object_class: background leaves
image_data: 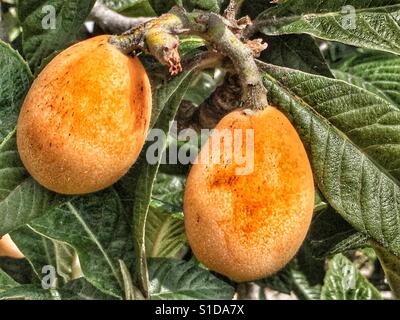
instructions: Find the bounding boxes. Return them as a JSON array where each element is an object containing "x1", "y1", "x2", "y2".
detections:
[
  {"x1": 260, "y1": 34, "x2": 333, "y2": 78},
  {"x1": 18, "y1": 0, "x2": 96, "y2": 72},
  {"x1": 321, "y1": 254, "x2": 382, "y2": 300},
  {"x1": 0, "y1": 42, "x2": 32, "y2": 139},
  {"x1": 261, "y1": 62, "x2": 400, "y2": 259},
  {"x1": 116, "y1": 68, "x2": 195, "y2": 297},
  {"x1": 148, "y1": 258, "x2": 235, "y2": 300},
  {"x1": 0, "y1": 0, "x2": 399, "y2": 300},
  {"x1": 256, "y1": 1, "x2": 400, "y2": 56},
  {"x1": 29, "y1": 189, "x2": 133, "y2": 298},
  {"x1": 0, "y1": 41, "x2": 61, "y2": 238},
  {"x1": 334, "y1": 52, "x2": 400, "y2": 108}
]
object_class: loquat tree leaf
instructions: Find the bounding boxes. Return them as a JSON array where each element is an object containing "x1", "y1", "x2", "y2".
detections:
[
  {"x1": 240, "y1": 0, "x2": 275, "y2": 19},
  {"x1": 148, "y1": 258, "x2": 235, "y2": 300},
  {"x1": 291, "y1": 268, "x2": 322, "y2": 300},
  {"x1": 321, "y1": 254, "x2": 382, "y2": 300},
  {"x1": 334, "y1": 53, "x2": 400, "y2": 108},
  {"x1": 119, "y1": 260, "x2": 144, "y2": 300},
  {"x1": 116, "y1": 68, "x2": 195, "y2": 297},
  {"x1": 148, "y1": 0, "x2": 226, "y2": 15},
  {"x1": 18, "y1": 0, "x2": 96, "y2": 72},
  {"x1": 100, "y1": 0, "x2": 157, "y2": 16},
  {"x1": 0, "y1": 268, "x2": 19, "y2": 293},
  {"x1": 260, "y1": 34, "x2": 333, "y2": 78},
  {"x1": 0, "y1": 285, "x2": 62, "y2": 300},
  {"x1": 261, "y1": 61, "x2": 400, "y2": 258},
  {"x1": 0, "y1": 278, "x2": 115, "y2": 300},
  {"x1": 146, "y1": 174, "x2": 186, "y2": 258},
  {"x1": 145, "y1": 206, "x2": 186, "y2": 258},
  {"x1": 306, "y1": 208, "x2": 369, "y2": 259},
  {"x1": 0, "y1": 41, "x2": 32, "y2": 139},
  {"x1": 62, "y1": 277, "x2": 119, "y2": 300},
  {"x1": 373, "y1": 242, "x2": 400, "y2": 299},
  {"x1": 53, "y1": 241, "x2": 82, "y2": 284},
  {"x1": 152, "y1": 173, "x2": 185, "y2": 209},
  {"x1": 258, "y1": 262, "x2": 322, "y2": 300},
  {"x1": 0, "y1": 258, "x2": 36, "y2": 286},
  {"x1": 28, "y1": 188, "x2": 133, "y2": 298},
  {"x1": 10, "y1": 227, "x2": 82, "y2": 285},
  {"x1": 0, "y1": 41, "x2": 62, "y2": 237},
  {"x1": 182, "y1": 0, "x2": 226, "y2": 13},
  {"x1": 256, "y1": 1, "x2": 400, "y2": 55},
  {"x1": 10, "y1": 226, "x2": 57, "y2": 281}
]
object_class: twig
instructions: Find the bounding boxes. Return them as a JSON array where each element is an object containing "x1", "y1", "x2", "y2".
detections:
[
  {"x1": 224, "y1": 0, "x2": 245, "y2": 21},
  {"x1": 90, "y1": 1, "x2": 154, "y2": 34},
  {"x1": 110, "y1": 7, "x2": 268, "y2": 110}
]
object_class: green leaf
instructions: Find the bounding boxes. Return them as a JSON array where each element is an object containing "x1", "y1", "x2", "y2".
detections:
[
  {"x1": 62, "y1": 277, "x2": 118, "y2": 300},
  {"x1": 257, "y1": 265, "x2": 293, "y2": 295},
  {"x1": 10, "y1": 226, "x2": 57, "y2": 281},
  {"x1": 28, "y1": 188, "x2": 133, "y2": 298},
  {"x1": 116, "y1": 68, "x2": 195, "y2": 297},
  {"x1": 53, "y1": 241, "x2": 82, "y2": 283},
  {"x1": 314, "y1": 189, "x2": 328, "y2": 213},
  {"x1": 261, "y1": 62, "x2": 400, "y2": 257},
  {"x1": 334, "y1": 53, "x2": 400, "y2": 108},
  {"x1": 182, "y1": 0, "x2": 226, "y2": 12},
  {"x1": 321, "y1": 254, "x2": 382, "y2": 300},
  {"x1": 0, "y1": 258, "x2": 37, "y2": 285},
  {"x1": 258, "y1": 0, "x2": 399, "y2": 15},
  {"x1": 0, "y1": 285, "x2": 63, "y2": 300},
  {"x1": 260, "y1": 34, "x2": 333, "y2": 77},
  {"x1": 18, "y1": 0, "x2": 96, "y2": 72},
  {"x1": 0, "y1": 156, "x2": 63, "y2": 237},
  {"x1": 240, "y1": 0, "x2": 275, "y2": 19},
  {"x1": 101, "y1": 0, "x2": 157, "y2": 16},
  {"x1": 257, "y1": 1, "x2": 400, "y2": 55},
  {"x1": 0, "y1": 42, "x2": 61, "y2": 237},
  {"x1": 100, "y1": 0, "x2": 151, "y2": 11},
  {"x1": 179, "y1": 36, "x2": 207, "y2": 56},
  {"x1": 0, "y1": 268, "x2": 19, "y2": 292},
  {"x1": 0, "y1": 281, "x2": 113, "y2": 300},
  {"x1": 12, "y1": 227, "x2": 82, "y2": 285},
  {"x1": 258, "y1": 261, "x2": 322, "y2": 299},
  {"x1": 147, "y1": 0, "x2": 177, "y2": 15},
  {"x1": 149, "y1": 69, "x2": 197, "y2": 128},
  {"x1": 145, "y1": 206, "x2": 186, "y2": 258},
  {"x1": 0, "y1": 41, "x2": 32, "y2": 140},
  {"x1": 291, "y1": 268, "x2": 322, "y2": 300},
  {"x1": 148, "y1": 0, "x2": 225, "y2": 15},
  {"x1": 119, "y1": 260, "x2": 144, "y2": 300},
  {"x1": 152, "y1": 173, "x2": 185, "y2": 209},
  {"x1": 372, "y1": 242, "x2": 400, "y2": 299},
  {"x1": 148, "y1": 258, "x2": 235, "y2": 300},
  {"x1": 307, "y1": 208, "x2": 369, "y2": 259}
]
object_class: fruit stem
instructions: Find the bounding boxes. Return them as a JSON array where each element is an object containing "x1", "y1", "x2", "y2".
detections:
[{"x1": 109, "y1": 6, "x2": 268, "y2": 110}]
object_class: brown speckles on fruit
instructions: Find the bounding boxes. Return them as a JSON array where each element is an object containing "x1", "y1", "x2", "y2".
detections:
[
  {"x1": 17, "y1": 35, "x2": 152, "y2": 195},
  {"x1": 184, "y1": 106, "x2": 314, "y2": 282}
]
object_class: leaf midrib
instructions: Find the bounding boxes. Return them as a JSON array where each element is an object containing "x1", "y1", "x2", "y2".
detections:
[{"x1": 65, "y1": 202, "x2": 123, "y2": 289}]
